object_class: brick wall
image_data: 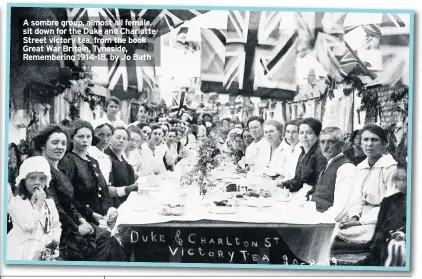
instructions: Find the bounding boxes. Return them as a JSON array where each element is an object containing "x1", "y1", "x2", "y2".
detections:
[{"x1": 376, "y1": 86, "x2": 402, "y2": 128}]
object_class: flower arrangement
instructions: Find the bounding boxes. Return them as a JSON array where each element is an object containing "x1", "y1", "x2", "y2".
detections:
[
  {"x1": 34, "y1": 240, "x2": 59, "y2": 261},
  {"x1": 180, "y1": 136, "x2": 222, "y2": 194}
]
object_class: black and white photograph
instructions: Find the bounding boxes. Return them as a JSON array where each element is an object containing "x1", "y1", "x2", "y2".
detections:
[{"x1": 4, "y1": 4, "x2": 413, "y2": 270}]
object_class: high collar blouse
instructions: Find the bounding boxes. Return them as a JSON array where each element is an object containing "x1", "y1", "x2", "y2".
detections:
[
  {"x1": 283, "y1": 141, "x2": 328, "y2": 192},
  {"x1": 59, "y1": 152, "x2": 113, "y2": 221}
]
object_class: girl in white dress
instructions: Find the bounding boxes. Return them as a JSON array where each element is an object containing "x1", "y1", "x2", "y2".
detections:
[{"x1": 7, "y1": 156, "x2": 61, "y2": 260}]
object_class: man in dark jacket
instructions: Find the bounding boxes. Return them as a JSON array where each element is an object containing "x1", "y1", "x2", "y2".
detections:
[{"x1": 309, "y1": 127, "x2": 356, "y2": 222}]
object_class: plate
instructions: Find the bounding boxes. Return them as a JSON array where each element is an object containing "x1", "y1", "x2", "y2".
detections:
[
  {"x1": 243, "y1": 198, "x2": 272, "y2": 208},
  {"x1": 158, "y1": 204, "x2": 189, "y2": 216},
  {"x1": 208, "y1": 206, "x2": 237, "y2": 214}
]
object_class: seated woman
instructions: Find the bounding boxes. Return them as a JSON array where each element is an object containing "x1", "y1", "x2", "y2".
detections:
[
  {"x1": 32, "y1": 124, "x2": 125, "y2": 261},
  {"x1": 279, "y1": 118, "x2": 327, "y2": 192},
  {"x1": 338, "y1": 124, "x2": 397, "y2": 244},
  {"x1": 361, "y1": 160, "x2": 407, "y2": 266},
  {"x1": 260, "y1": 120, "x2": 285, "y2": 177},
  {"x1": 279, "y1": 120, "x2": 302, "y2": 182},
  {"x1": 232, "y1": 133, "x2": 245, "y2": 164},
  {"x1": 7, "y1": 156, "x2": 61, "y2": 260},
  {"x1": 125, "y1": 125, "x2": 144, "y2": 177},
  {"x1": 165, "y1": 128, "x2": 183, "y2": 169},
  {"x1": 87, "y1": 123, "x2": 114, "y2": 185},
  {"x1": 59, "y1": 120, "x2": 115, "y2": 225},
  {"x1": 196, "y1": 119, "x2": 207, "y2": 140},
  {"x1": 176, "y1": 128, "x2": 189, "y2": 157},
  {"x1": 135, "y1": 122, "x2": 152, "y2": 145},
  {"x1": 138, "y1": 124, "x2": 173, "y2": 176},
  {"x1": 104, "y1": 127, "x2": 138, "y2": 207},
  {"x1": 343, "y1": 129, "x2": 366, "y2": 166}
]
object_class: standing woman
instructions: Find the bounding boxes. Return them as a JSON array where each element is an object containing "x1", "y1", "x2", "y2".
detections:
[
  {"x1": 7, "y1": 156, "x2": 61, "y2": 260},
  {"x1": 338, "y1": 124, "x2": 397, "y2": 244},
  {"x1": 280, "y1": 118, "x2": 327, "y2": 192},
  {"x1": 59, "y1": 120, "x2": 113, "y2": 224},
  {"x1": 104, "y1": 127, "x2": 138, "y2": 207}
]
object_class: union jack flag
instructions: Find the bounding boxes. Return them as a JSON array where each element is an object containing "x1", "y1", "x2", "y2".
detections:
[
  {"x1": 200, "y1": 28, "x2": 227, "y2": 93},
  {"x1": 65, "y1": 8, "x2": 209, "y2": 102},
  {"x1": 368, "y1": 13, "x2": 411, "y2": 86},
  {"x1": 300, "y1": 12, "x2": 409, "y2": 84},
  {"x1": 169, "y1": 88, "x2": 195, "y2": 116},
  {"x1": 200, "y1": 11, "x2": 297, "y2": 100}
]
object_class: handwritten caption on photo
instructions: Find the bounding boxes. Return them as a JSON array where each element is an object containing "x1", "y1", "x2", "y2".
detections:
[{"x1": 129, "y1": 229, "x2": 317, "y2": 265}]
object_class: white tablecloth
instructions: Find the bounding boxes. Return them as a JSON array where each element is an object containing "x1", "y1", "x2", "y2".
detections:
[{"x1": 112, "y1": 192, "x2": 335, "y2": 235}]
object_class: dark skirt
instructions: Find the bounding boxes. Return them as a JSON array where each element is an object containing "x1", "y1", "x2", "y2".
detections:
[{"x1": 60, "y1": 224, "x2": 126, "y2": 261}]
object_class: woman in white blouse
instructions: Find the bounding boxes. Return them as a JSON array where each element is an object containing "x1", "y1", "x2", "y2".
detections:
[
  {"x1": 139, "y1": 125, "x2": 174, "y2": 176},
  {"x1": 278, "y1": 120, "x2": 302, "y2": 181},
  {"x1": 125, "y1": 125, "x2": 143, "y2": 177},
  {"x1": 87, "y1": 123, "x2": 114, "y2": 185},
  {"x1": 261, "y1": 120, "x2": 285, "y2": 177},
  {"x1": 7, "y1": 156, "x2": 61, "y2": 260},
  {"x1": 338, "y1": 124, "x2": 397, "y2": 244}
]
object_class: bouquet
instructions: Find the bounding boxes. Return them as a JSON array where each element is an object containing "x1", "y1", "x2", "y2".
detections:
[
  {"x1": 34, "y1": 241, "x2": 60, "y2": 261},
  {"x1": 180, "y1": 136, "x2": 222, "y2": 194}
]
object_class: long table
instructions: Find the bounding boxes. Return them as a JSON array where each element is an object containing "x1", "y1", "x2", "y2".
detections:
[{"x1": 111, "y1": 192, "x2": 337, "y2": 265}]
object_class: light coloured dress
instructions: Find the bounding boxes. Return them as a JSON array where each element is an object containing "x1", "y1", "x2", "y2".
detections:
[
  {"x1": 337, "y1": 154, "x2": 397, "y2": 243},
  {"x1": 138, "y1": 142, "x2": 168, "y2": 176},
  {"x1": 87, "y1": 146, "x2": 113, "y2": 184},
  {"x1": 7, "y1": 184, "x2": 61, "y2": 260}
]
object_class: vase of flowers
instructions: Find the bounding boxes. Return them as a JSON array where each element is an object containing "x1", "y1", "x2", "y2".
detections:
[{"x1": 180, "y1": 136, "x2": 221, "y2": 196}]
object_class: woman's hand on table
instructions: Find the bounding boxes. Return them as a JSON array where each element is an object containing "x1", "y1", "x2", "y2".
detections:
[
  {"x1": 343, "y1": 215, "x2": 359, "y2": 223},
  {"x1": 339, "y1": 220, "x2": 362, "y2": 230},
  {"x1": 339, "y1": 216, "x2": 361, "y2": 229},
  {"x1": 125, "y1": 183, "x2": 139, "y2": 194}
]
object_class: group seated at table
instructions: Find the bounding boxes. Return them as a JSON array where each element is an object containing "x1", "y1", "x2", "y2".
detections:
[{"x1": 6, "y1": 96, "x2": 408, "y2": 266}]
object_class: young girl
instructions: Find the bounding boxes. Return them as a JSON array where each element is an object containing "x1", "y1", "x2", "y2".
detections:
[{"x1": 7, "y1": 156, "x2": 61, "y2": 260}]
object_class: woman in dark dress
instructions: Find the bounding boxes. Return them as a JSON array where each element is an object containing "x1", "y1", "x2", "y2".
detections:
[
  {"x1": 232, "y1": 133, "x2": 245, "y2": 164},
  {"x1": 32, "y1": 124, "x2": 125, "y2": 261},
  {"x1": 343, "y1": 129, "x2": 366, "y2": 166},
  {"x1": 104, "y1": 127, "x2": 137, "y2": 208},
  {"x1": 280, "y1": 118, "x2": 328, "y2": 193},
  {"x1": 58, "y1": 120, "x2": 114, "y2": 224}
]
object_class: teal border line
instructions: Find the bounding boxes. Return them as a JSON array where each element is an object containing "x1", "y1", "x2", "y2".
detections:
[
  {"x1": 404, "y1": 9, "x2": 414, "y2": 274},
  {"x1": 3, "y1": 2, "x2": 414, "y2": 272}
]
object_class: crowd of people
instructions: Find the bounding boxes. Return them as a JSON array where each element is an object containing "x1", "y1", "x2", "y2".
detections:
[{"x1": 6, "y1": 96, "x2": 408, "y2": 266}]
